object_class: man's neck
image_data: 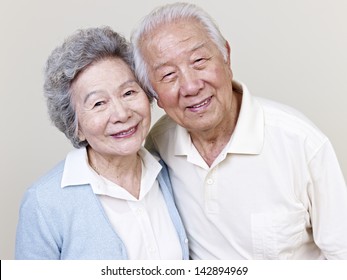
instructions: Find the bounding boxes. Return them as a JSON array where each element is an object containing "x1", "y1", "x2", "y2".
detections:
[{"x1": 190, "y1": 91, "x2": 242, "y2": 167}]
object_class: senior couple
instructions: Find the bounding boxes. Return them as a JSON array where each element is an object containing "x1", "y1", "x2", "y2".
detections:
[{"x1": 16, "y1": 3, "x2": 347, "y2": 260}]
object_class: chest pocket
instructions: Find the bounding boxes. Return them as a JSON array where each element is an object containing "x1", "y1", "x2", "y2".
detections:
[{"x1": 251, "y1": 210, "x2": 306, "y2": 259}]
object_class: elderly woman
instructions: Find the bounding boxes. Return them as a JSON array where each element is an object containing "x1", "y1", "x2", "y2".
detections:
[{"x1": 15, "y1": 27, "x2": 189, "y2": 260}]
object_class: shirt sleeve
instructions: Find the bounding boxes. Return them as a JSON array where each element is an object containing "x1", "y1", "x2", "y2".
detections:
[
  {"x1": 15, "y1": 186, "x2": 61, "y2": 260},
  {"x1": 308, "y1": 140, "x2": 347, "y2": 259}
]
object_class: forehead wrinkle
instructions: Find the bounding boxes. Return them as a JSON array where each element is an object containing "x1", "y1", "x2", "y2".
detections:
[
  {"x1": 190, "y1": 41, "x2": 208, "y2": 52},
  {"x1": 146, "y1": 19, "x2": 210, "y2": 68},
  {"x1": 153, "y1": 39, "x2": 209, "y2": 72}
]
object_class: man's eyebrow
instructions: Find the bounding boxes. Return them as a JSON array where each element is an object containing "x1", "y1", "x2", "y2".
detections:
[
  {"x1": 83, "y1": 79, "x2": 137, "y2": 104},
  {"x1": 153, "y1": 42, "x2": 208, "y2": 72},
  {"x1": 153, "y1": 61, "x2": 169, "y2": 72},
  {"x1": 191, "y1": 41, "x2": 207, "y2": 52}
]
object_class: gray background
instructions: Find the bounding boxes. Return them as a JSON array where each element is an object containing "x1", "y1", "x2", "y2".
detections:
[{"x1": 1, "y1": 0, "x2": 346, "y2": 259}]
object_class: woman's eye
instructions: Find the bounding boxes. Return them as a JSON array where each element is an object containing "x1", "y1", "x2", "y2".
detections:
[
  {"x1": 124, "y1": 90, "x2": 135, "y2": 97},
  {"x1": 93, "y1": 101, "x2": 105, "y2": 107}
]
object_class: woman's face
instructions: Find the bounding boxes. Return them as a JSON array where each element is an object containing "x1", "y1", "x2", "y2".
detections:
[{"x1": 71, "y1": 57, "x2": 151, "y2": 159}]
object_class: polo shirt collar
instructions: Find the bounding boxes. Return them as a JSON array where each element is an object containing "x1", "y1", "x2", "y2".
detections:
[
  {"x1": 173, "y1": 81, "x2": 264, "y2": 156},
  {"x1": 226, "y1": 81, "x2": 264, "y2": 154}
]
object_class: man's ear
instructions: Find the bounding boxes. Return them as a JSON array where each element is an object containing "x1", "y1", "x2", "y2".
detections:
[
  {"x1": 157, "y1": 98, "x2": 164, "y2": 109},
  {"x1": 225, "y1": 41, "x2": 231, "y2": 66}
]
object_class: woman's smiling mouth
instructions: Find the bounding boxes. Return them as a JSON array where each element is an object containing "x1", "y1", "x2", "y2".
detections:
[{"x1": 112, "y1": 126, "x2": 137, "y2": 138}]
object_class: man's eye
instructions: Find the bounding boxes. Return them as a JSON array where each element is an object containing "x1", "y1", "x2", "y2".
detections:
[
  {"x1": 162, "y1": 72, "x2": 175, "y2": 81},
  {"x1": 194, "y1": 57, "x2": 208, "y2": 65}
]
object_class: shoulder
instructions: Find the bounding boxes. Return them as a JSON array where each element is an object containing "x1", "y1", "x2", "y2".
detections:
[
  {"x1": 149, "y1": 114, "x2": 177, "y2": 138},
  {"x1": 255, "y1": 97, "x2": 330, "y2": 162},
  {"x1": 257, "y1": 97, "x2": 327, "y2": 141},
  {"x1": 26, "y1": 161, "x2": 65, "y2": 198},
  {"x1": 146, "y1": 114, "x2": 178, "y2": 152},
  {"x1": 20, "y1": 160, "x2": 92, "y2": 213},
  {"x1": 18, "y1": 161, "x2": 66, "y2": 223}
]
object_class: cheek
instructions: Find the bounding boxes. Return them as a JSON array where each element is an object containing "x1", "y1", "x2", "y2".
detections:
[
  {"x1": 221, "y1": 63, "x2": 233, "y2": 83},
  {"x1": 78, "y1": 121, "x2": 92, "y2": 139},
  {"x1": 209, "y1": 64, "x2": 230, "y2": 85},
  {"x1": 151, "y1": 78, "x2": 179, "y2": 107},
  {"x1": 156, "y1": 88, "x2": 179, "y2": 109},
  {"x1": 78, "y1": 114, "x2": 103, "y2": 138},
  {"x1": 132, "y1": 94, "x2": 151, "y2": 120},
  {"x1": 139, "y1": 106, "x2": 151, "y2": 126},
  {"x1": 141, "y1": 100, "x2": 152, "y2": 125}
]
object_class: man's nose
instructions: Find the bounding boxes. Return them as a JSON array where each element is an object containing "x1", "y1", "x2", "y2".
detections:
[{"x1": 179, "y1": 68, "x2": 203, "y2": 97}]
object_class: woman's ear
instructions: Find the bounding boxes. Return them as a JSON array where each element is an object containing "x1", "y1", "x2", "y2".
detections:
[{"x1": 77, "y1": 129, "x2": 86, "y2": 142}]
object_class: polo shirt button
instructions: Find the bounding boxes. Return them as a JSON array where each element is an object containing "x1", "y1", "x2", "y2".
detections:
[
  {"x1": 207, "y1": 178, "x2": 214, "y2": 185},
  {"x1": 136, "y1": 208, "x2": 144, "y2": 215},
  {"x1": 184, "y1": 238, "x2": 189, "y2": 244},
  {"x1": 149, "y1": 246, "x2": 156, "y2": 253}
]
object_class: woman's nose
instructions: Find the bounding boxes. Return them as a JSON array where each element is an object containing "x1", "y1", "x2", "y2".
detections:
[{"x1": 109, "y1": 100, "x2": 132, "y2": 123}]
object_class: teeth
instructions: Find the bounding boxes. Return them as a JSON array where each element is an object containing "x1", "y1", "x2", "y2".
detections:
[
  {"x1": 191, "y1": 98, "x2": 210, "y2": 108},
  {"x1": 115, "y1": 127, "x2": 135, "y2": 136}
]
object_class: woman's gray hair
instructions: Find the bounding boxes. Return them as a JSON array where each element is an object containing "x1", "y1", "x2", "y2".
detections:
[
  {"x1": 44, "y1": 26, "x2": 151, "y2": 148},
  {"x1": 131, "y1": 2, "x2": 228, "y2": 99}
]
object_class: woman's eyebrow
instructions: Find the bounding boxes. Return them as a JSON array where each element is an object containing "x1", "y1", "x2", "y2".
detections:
[{"x1": 83, "y1": 79, "x2": 138, "y2": 104}]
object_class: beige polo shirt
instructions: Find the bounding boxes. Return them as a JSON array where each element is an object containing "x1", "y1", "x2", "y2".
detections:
[{"x1": 146, "y1": 82, "x2": 347, "y2": 259}]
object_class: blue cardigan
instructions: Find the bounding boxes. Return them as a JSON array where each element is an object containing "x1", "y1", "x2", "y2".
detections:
[{"x1": 15, "y1": 160, "x2": 189, "y2": 260}]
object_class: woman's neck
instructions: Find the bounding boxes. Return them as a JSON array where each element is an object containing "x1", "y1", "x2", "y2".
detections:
[{"x1": 87, "y1": 149, "x2": 142, "y2": 199}]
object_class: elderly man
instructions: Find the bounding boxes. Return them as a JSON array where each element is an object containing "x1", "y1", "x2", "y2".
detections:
[{"x1": 131, "y1": 2, "x2": 347, "y2": 259}]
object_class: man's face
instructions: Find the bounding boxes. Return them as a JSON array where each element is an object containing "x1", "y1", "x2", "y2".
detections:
[{"x1": 141, "y1": 19, "x2": 234, "y2": 134}]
